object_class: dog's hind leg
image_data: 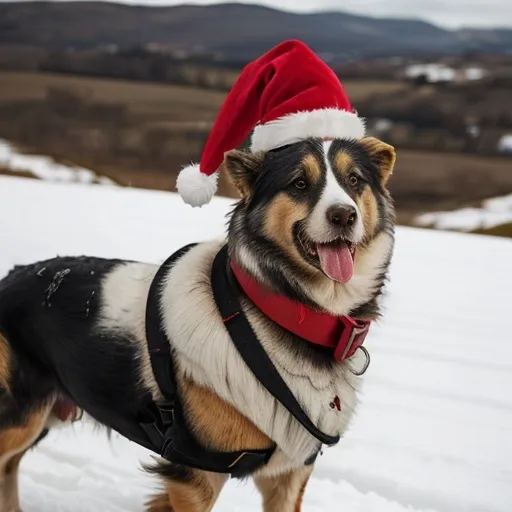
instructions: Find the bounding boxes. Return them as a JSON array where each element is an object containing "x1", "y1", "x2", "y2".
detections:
[
  {"x1": 146, "y1": 466, "x2": 228, "y2": 512},
  {"x1": 254, "y1": 465, "x2": 314, "y2": 512},
  {"x1": 0, "y1": 407, "x2": 51, "y2": 512},
  {"x1": 0, "y1": 333, "x2": 53, "y2": 512}
]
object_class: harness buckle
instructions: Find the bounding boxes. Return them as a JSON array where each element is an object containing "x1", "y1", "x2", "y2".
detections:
[
  {"x1": 157, "y1": 400, "x2": 175, "y2": 427},
  {"x1": 227, "y1": 452, "x2": 251, "y2": 469},
  {"x1": 334, "y1": 317, "x2": 370, "y2": 361}
]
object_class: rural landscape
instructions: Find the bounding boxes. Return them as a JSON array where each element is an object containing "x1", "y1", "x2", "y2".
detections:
[
  {"x1": 0, "y1": 1, "x2": 511, "y2": 235},
  {"x1": 0, "y1": 3, "x2": 512, "y2": 512}
]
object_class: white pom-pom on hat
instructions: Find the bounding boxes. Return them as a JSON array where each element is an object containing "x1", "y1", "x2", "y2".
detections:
[{"x1": 176, "y1": 163, "x2": 218, "y2": 208}]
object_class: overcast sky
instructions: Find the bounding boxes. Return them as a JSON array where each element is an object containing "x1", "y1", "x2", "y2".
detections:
[{"x1": 4, "y1": 0, "x2": 511, "y2": 28}]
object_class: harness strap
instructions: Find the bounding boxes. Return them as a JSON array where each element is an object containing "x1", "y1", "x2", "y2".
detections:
[
  {"x1": 146, "y1": 244, "x2": 195, "y2": 398},
  {"x1": 211, "y1": 245, "x2": 340, "y2": 447},
  {"x1": 144, "y1": 243, "x2": 275, "y2": 476}
]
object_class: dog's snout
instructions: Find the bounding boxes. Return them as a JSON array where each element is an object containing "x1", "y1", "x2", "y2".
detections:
[{"x1": 326, "y1": 205, "x2": 357, "y2": 228}]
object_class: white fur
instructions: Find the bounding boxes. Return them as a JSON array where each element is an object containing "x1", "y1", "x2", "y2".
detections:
[
  {"x1": 98, "y1": 262, "x2": 163, "y2": 398},
  {"x1": 250, "y1": 108, "x2": 366, "y2": 153},
  {"x1": 176, "y1": 163, "x2": 218, "y2": 207},
  {"x1": 306, "y1": 140, "x2": 364, "y2": 244},
  {"x1": 237, "y1": 244, "x2": 266, "y2": 283}
]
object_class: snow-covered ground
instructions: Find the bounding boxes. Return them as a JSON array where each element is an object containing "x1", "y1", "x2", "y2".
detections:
[
  {"x1": 1, "y1": 175, "x2": 511, "y2": 512},
  {"x1": 0, "y1": 139, "x2": 115, "y2": 185},
  {"x1": 415, "y1": 193, "x2": 512, "y2": 232}
]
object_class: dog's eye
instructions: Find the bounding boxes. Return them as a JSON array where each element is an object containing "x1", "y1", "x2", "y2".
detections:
[
  {"x1": 294, "y1": 179, "x2": 307, "y2": 190},
  {"x1": 348, "y1": 173, "x2": 359, "y2": 187}
]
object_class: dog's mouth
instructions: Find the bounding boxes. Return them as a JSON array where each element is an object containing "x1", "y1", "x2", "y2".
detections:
[{"x1": 295, "y1": 227, "x2": 357, "y2": 283}]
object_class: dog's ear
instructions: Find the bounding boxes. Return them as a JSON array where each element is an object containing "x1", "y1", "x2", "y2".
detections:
[
  {"x1": 223, "y1": 149, "x2": 264, "y2": 199},
  {"x1": 360, "y1": 137, "x2": 396, "y2": 186}
]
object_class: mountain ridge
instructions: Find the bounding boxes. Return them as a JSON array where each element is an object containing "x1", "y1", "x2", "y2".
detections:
[{"x1": 0, "y1": 1, "x2": 511, "y2": 59}]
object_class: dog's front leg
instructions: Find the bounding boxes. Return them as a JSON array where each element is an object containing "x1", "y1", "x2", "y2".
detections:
[
  {"x1": 254, "y1": 465, "x2": 313, "y2": 512},
  {"x1": 146, "y1": 467, "x2": 228, "y2": 512}
]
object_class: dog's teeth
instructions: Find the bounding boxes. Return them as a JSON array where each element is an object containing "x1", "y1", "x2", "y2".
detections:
[{"x1": 306, "y1": 244, "x2": 318, "y2": 256}]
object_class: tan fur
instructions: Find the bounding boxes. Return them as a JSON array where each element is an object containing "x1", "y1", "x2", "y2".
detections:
[
  {"x1": 223, "y1": 149, "x2": 264, "y2": 199},
  {"x1": 254, "y1": 466, "x2": 313, "y2": 512},
  {"x1": 332, "y1": 142, "x2": 391, "y2": 238},
  {"x1": 0, "y1": 333, "x2": 11, "y2": 393},
  {"x1": 0, "y1": 451, "x2": 25, "y2": 512},
  {"x1": 264, "y1": 194, "x2": 312, "y2": 274},
  {"x1": 294, "y1": 477, "x2": 309, "y2": 512},
  {"x1": 148, "y1": 464, "x2": 313, "y2": 512},
  {"x1": 333, "y1": 151, "x2": 355, "y2": 177},
  {"x1": 0, "y1": 405, "x2": 52, "y2": 512},
  {"x1": 360, "y1": 137, "x2": 396, "y2": 184},
  {"x1": 148, "y1": 470, "x2": 227, "y2": 512},
  {"x1": 146, "y1": 492, "x2": 172, "y2": 512},
  {"x1": 358, "y1": 187, "x2": 379, "y2": 237},
  {"x1": 179, "y1": 374, "x2": 274, "y2": 453},
  {"x1": 301, "y1": 154, "x2": 321, "y2": 185}
]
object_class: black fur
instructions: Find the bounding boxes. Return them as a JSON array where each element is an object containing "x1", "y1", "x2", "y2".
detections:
[
  {"x1": 0, "y1": 256, "x2": 154, "y2": 442},
  {"x1": 146, "y1": 460, "x2": 195, "y2": 484}
]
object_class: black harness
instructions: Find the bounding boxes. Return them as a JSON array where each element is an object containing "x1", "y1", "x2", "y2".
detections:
[{"x1": 137, "y1": 243, "x2": 340, "y2": 476}]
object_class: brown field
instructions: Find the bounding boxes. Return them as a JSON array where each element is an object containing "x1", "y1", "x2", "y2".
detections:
[
  {"x1": 0, "y1": 71, "x2": 406, "y2": 116},
  {"x1": 473, "y1": 222, "x2": 512, "y2": 238},
  {"x1": 0, "y1": 167, "x2": 37, "y2": 180},
  {"x1": 390, "y1": 149, "x2": 512, "y2": 214},
  {"x1": 0, "y1": 71, "x2": 226, "y2": 122},
  {"x1": 0, "y1": 70, "x2": 510, "y2": 229}
]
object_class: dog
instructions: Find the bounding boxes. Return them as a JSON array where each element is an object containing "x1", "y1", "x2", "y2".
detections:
[{"x1": 0, "y1": 135, "x2": 396, "y2": 512}]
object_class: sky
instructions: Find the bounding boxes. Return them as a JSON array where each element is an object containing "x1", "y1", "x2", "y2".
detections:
[{"x1": 15, "y1": 0, "x2": 510, "y2": 29}]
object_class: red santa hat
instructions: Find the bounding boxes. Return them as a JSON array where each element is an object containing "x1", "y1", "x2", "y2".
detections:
[{"x1": 176, "y1": 39, "x2": 365, "y2": 207}]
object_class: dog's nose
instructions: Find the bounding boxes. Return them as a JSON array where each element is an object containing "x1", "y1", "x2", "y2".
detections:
[{"x1": 326, "y1": 205, "x2": 357, "y2": 228}]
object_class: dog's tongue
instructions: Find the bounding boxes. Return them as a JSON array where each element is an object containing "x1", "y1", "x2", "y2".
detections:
[{"x1": 317, "y1": 241, "x2": 354, "y2": 283}]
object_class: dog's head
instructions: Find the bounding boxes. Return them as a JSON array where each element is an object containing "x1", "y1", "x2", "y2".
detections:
[{"x1": 224, "y1": 137, "x2": 396, "y2": 316}]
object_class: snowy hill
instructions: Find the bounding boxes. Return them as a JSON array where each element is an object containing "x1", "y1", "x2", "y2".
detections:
[
  {"x1": 1, "y1": 175, "x2": 511, "y2": 512},
  {"x1": 415, "y1": 193, "x2": 512, "y2": 233}
]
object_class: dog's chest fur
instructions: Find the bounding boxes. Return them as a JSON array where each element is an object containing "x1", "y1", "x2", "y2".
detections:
[
  {"x1": 155, "y1": 241, "x2": 358, "y2": 475},
  {"x1": 101, "y1": 241, "x2": 360, "y2": 476}
]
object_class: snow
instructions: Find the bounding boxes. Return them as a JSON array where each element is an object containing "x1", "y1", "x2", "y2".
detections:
[
  {"x1": 370, "y1": 118, "x2": 393, "y2": 136},
  {"x1": 404, "y1": 64, "x2": 485, "y2": 84},
  {"x1": 498, "y1": 134, "x2": 512, "y2": 153},
  {"x1": 415, "y1": 193, "x2": 512, "y2": 232},
  {"x1": 464, "y1": 67, "x2": 486, "y2": 81},
  {"x1": 466, "y1": 124, "x2": 480, "y2": 138},
  {"x1": 404, "y1": 64, "x2": 455, "y2": 83},
  {"x1": 1, "y1": 175, "x2": 512, "y2": 511},
  {"x1": 0, "y1": 138, "x2": 116, "y2": 185}
]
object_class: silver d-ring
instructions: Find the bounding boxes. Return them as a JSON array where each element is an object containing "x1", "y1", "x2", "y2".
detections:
[
  {"x1": 73, "y1": 407, "x2": 84, "y2": 423},
  {"x1": 349, "y1": 346, "x2": 371, "y2": 376}
]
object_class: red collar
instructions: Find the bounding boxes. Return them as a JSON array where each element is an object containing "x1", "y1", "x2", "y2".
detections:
[{"x1": 230, "y1": 262, "x2": 371, "y2": 361}]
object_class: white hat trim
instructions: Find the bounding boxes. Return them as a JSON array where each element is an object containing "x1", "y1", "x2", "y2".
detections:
[{"x1": 250, "y1": 108, "x2": 366, "y2": 153}]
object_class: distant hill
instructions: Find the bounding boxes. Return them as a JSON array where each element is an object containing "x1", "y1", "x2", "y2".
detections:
[
  {"x1": 0, "y1": 1, "x2": 511, "y2": 60},
  {"x1": 457, "y1": 28, "x2": 512, "y2": 53}
]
